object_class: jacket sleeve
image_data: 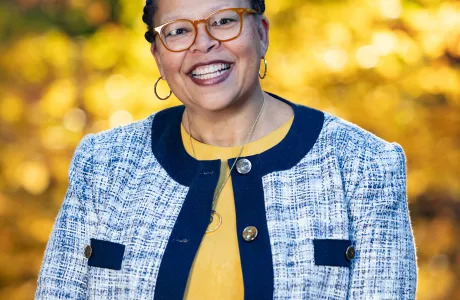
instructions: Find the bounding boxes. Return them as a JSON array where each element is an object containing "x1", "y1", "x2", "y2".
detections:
[
  {"x1": 35, "y1": 134, "x2": 95, "y2": 300},
  {"x1": 347, "y1": 142, "x2": 418, "y2": 299}
]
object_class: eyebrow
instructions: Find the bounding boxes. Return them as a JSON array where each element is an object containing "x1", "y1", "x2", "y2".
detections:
[{"x1": 159, "y1": 4, "x2": 231, "y2": 24}]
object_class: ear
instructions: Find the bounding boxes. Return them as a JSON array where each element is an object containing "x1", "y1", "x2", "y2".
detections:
[
  {"x1": 150, "y1": 42, "x2": 166, "y2": 78},
  {"x1": 257, "y1": 15, "x2": 270, "y2": 57}
]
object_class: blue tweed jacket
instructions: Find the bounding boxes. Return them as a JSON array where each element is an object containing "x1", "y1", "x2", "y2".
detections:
[{"x1": 35, "y1": 92, "x2": 418, "y2": 299}]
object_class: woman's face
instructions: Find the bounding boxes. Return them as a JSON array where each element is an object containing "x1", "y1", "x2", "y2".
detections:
[{"x1": 151, "y1": 0, "x2": 269, "y2": 112}]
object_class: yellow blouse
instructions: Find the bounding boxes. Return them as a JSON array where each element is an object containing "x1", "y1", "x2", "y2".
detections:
[{"x1": 180, "y1": 114, "x2": 294, "y2": 300}]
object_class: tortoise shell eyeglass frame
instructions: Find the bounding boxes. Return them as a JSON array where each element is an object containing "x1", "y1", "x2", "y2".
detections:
[{"x1": 152, "y1": 8, "x2": 259, "y2": 52}]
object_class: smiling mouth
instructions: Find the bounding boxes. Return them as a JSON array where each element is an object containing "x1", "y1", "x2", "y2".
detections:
[
  {"x1": 190, "y1": 63, "x2": 232, "y2": 80},
  {"x1": 188, "y1": 62, "x2": 234, "y2": 86}
]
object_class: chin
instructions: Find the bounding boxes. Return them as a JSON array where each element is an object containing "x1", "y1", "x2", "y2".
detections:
[{"x1": 194, "y1": 95, "x2": 236, "y2": 112}]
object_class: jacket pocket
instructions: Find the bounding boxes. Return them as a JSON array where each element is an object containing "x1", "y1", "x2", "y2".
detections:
[
  {"x1": 313, "y1": 239, "x2": 354, "y2": 268},
  {"x1": 87, "y1": 238, "x2": 125, "y2": 270}
]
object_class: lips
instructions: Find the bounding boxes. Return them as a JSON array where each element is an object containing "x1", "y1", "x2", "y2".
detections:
[
  {"x1": 187, "y1": 60, "x2": 233, "y2": 75},
  {"x1": 191, "y1": 63, "x2": 231, "y2": 77},
  {"x1": 188, "y1": 62, "x2": 234, "y2": 86}
]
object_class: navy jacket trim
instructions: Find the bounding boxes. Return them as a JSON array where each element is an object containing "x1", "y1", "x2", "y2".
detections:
[
  {"x1": 150, "y1": 92, "x2": 325, "y2": 183},
  {"x1": 153, "y1": 162, "x2": 220, "y2": 299},
  {"x1": 313, "y1": 239, "x2": 353, "y2": 268},
  {"x1": 150, "y1": 92, "x2": 325, "y2": 299},
  {"x1": 87, "y1": 239, "x2": 125, "y2": 270},
  {"x1": 231, "y1": 158, "x2": 275, "y2": 299}
]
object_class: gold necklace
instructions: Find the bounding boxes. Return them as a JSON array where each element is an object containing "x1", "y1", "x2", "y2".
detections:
[{"x1": 185, "y1": 98, "x2": 266, "y2": 233}]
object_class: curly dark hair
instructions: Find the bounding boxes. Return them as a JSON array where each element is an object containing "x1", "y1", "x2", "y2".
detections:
[{"x1": 142, "y1": 0, "x2": 266, "y2": 43}]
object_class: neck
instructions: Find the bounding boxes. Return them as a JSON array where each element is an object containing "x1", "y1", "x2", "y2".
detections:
[{"x1": 183, "y1": 88, "x2": 268, "y2": 147}]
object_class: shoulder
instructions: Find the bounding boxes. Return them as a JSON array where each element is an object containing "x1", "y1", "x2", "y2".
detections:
[
  {"x1": 297, "y1": 107, "x2": 407, "y2": 191},
  {"x1": 69, "y1": 105, "x2": 184, "y2": 175},
  {"x1": 68, "y1": 111, "x2": 162, "y2": 195},
  {"x1": 86, "y1": 113, "x2": 155, "y2": 152},
  {"x1": 75, "y1": 104, "x2": 184, "y2": 156},
  {"x1": 320, "y1": 111, "x2": 398, "y2": 155},
  {"x1": 317, "y1": 110, "x2": 406, "y2": 169},
  {"x1": 301, "y1": 107, "x2": 407, "y2": 202},
  {"x1": 66, "y1": 115, "x2": 149, "y2": 197},
  {"x1": 71, "y1": 117, "x2": 150, "y2": 168}
]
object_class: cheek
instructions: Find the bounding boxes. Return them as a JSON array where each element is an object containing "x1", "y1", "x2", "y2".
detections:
[
  {"x1": 232, "y1": 36, "x2": 261, "y2": 75},
  {"x1": 159, "y1": 52, "x2": 185, "y2": 78},
  {"x1": 233, "y1": 27, "x2": 261, "y2": 62}
]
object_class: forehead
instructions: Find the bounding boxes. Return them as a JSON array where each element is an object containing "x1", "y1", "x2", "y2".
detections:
[{"x1": 154, "y1": 0, "x2": 248, "y2": 25}]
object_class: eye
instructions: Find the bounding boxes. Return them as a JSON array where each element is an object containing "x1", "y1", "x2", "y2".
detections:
[
  {"x1": 212, "y1": 18, "x2": 237, "y2": 26},
  {"x1": 166, "y1": 28, "x2": 189, "y2": 37}
]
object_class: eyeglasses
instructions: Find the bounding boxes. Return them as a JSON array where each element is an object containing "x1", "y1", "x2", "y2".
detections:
[{"x1": 153, "y1": 8, "x2": 259, "y2": 52}]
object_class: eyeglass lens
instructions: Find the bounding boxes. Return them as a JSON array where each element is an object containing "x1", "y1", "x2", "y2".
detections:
[{"x1": 160, "y1": 9, "x2": 242, "y2": 51}]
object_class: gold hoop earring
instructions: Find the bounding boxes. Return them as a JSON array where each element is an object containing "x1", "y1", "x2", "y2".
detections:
[
  {"x1": 259, "y1": 57, "x2": 267, "y2": 79},
  {"x1": 154, "y1": 76, "x2": 172, "y2": 100}
]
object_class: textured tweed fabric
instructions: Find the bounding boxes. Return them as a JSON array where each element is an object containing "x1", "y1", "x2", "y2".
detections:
[
  {"x1": 35, "y1": 104, "x2": 418, "y2": 299},
  {"x1": 263, "y1": 114, "x2": 417, "y2": 299}
]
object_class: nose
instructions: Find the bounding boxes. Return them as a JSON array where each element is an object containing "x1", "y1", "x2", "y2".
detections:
[{"x1": 189, "y1": 22, "x2": 219, "y2": 53}]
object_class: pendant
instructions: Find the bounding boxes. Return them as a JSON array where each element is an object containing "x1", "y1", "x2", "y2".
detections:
[{"x1": 206, "y1": 210, "x2": 222, "y2": 233}]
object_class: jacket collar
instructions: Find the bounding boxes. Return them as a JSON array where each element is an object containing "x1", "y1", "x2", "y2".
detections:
[{"x1": 150, "y1": 91, "x2": 325, "y2": 186}]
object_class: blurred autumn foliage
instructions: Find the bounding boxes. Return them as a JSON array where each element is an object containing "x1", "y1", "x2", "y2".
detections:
[{"x1": 0, "y1": 0, "x2": 459, "y2": 299}]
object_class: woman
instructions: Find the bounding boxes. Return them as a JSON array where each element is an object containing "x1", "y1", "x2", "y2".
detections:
[{"x1": 35, "y1": 0, "x2": 418, "y2": 299}]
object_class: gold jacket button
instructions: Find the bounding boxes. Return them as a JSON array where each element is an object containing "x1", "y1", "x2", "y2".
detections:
[
  {"x1": 242, "y1": 226, "x2": 258, "y2": 241},
  {"x1": 84, "y1": 245, "x2": 92, "y2": 259},
  {"x1": 345, "y1": 246, "x2": 355, "y2": 260},
  {"x1": 236, "y1": 159, "x2": 252, "y2": 174}
]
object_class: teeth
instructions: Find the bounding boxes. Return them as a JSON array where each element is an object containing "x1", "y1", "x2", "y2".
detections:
[
  {"x1": 193, "y1": 69, "x2": 228, "y2": 80},
  {"x1": 191, "y1": 63, "x2": 230, "y2": 76}
]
